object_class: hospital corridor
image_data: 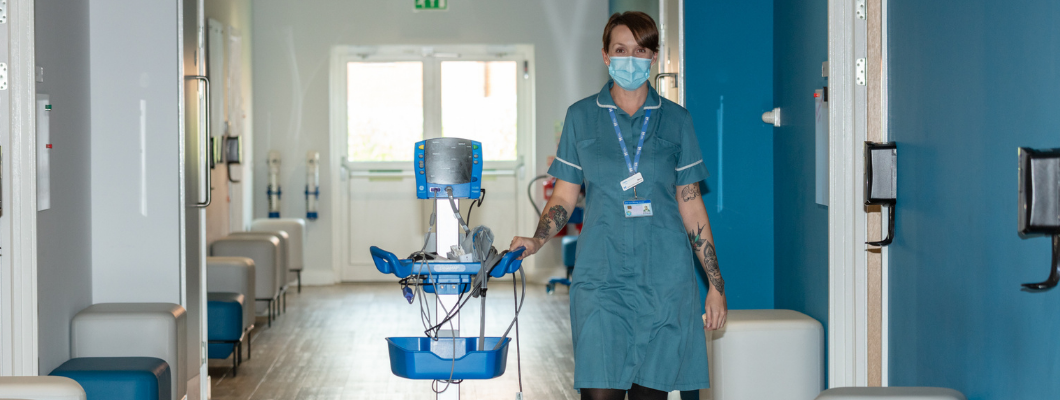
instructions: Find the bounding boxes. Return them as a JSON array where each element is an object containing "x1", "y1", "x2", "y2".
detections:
[{"x1": 0, "y1": 1, "x2": 1058, "y2": 400}]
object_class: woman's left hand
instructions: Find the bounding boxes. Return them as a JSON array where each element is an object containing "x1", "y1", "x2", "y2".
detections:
[{"x1": 703, "y1": 289, "x2": 728, "y2": 331}]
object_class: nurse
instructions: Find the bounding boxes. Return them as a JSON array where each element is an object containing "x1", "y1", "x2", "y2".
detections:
[{"x1": 509, "y1": 11, "x2": 726, "y2": 400}]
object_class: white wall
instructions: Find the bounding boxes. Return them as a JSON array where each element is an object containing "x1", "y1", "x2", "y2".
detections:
[
  {"x1": 89, "y1": 0, "x2": 183, "y2": 304},
  {"x1": 205, "y1": 0, "x2": 254, "y2": 242},
  {"x1": 251, "y1": 0, "x2": 608, "y2": 283},
  {"x1": 35, "y1": 0, "x2": 93, "y2": 375}
]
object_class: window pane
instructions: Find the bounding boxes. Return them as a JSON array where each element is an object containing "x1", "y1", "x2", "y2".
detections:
[
  {"x1": 441, "y1": 61, "x2": 518, "y2": 161},
  {"x1": 347, "y1": 62, "x2": 423, "y2": 162}
]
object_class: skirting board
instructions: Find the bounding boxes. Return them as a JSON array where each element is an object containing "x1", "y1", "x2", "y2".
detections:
[{"x1": 301, "y1": 269, "x2": 339, "y2": 286}]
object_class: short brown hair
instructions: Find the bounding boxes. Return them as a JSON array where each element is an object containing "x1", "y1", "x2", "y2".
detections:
[{"x1": 602, "y1": 11, "x2": 659, "y2": 54}]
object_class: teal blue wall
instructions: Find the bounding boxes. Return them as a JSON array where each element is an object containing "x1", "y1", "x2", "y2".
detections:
[
  {"x1": 772, "y1": 0, "x2": 829, "y2": 326},
  {"x1": 685, "y1": 0, "x2": 775, "y2": 310},
  {"x1": 889, "y1": 1, "x2": 1060, "y2": 398}
]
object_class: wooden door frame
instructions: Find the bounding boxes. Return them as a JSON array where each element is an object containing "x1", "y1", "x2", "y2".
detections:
[{"x1": 828, "y1": 0, "x2": 890, "y2": 387}]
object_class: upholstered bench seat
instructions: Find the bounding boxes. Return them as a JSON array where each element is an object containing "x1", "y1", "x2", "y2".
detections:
[
  {"x1": 211, "y1": 234, "x2": 283, "y2": 324},
  {"x1": 207, "y1": 292, "x2": 245, "y2": 360},
  {"x1": 50, "y1": 357, "x2": 170, "y2": 400},
  {"x1": 0, "y1": 376, "x2": 87, "y2": 400},
  {"x1": 251, "y1": 218, "x2": 306, "y2": 293},
  {"x1": 71, "y1": 303, "x2": 186, "y2": 400},
  {"x1": 703, "y1": 309, "x2": 824, "y2": 400}
]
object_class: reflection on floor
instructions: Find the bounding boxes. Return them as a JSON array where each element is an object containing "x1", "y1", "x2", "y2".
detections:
[{"x1": 209, "y1": 282, "x2": 577, "y2": 400}]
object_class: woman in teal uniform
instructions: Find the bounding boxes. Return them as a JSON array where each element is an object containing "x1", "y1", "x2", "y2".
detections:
[{"x1": 510, "y1": 12, "x2": 727, "y2": 400}]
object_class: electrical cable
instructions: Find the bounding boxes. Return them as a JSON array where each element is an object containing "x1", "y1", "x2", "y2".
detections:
[
  {"x1": 430, "y1": 286, "x2": 460, "y2": 394},
  {"x1": 465, "y1": 188, "x2": 486, "y2": 226},
  {"x1": 445, "y1": 187, "x2": 471, "y2": 233},
  {"x1": 528, "y1": 175, "x2": 550, "y2": 216},
  {"x1": 513, "y1": 265, "x2": 524, "y2": 395},
  {"x1": 494, "y1": 266, "x2": 526, "y2": 351}
]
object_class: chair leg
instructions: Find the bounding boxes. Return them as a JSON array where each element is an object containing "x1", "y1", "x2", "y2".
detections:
[
  {"x1": 283, "y1": 291, "x2": 287, "y2": 313},
  {"x1": 247, "y1": 329, "x2": 252, "y2": 359},
  {"x1": 268, "y1": 300, "x2": 273, "y2": 327},
  {"x1": 297, "y1": 271, "x2": 302, "y2": 293},
  {"x1": 232, "y1": 345, "x2": 238, "y2": 377}
]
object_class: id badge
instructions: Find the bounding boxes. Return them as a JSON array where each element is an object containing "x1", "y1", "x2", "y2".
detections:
[
  {"x1": 624, "y1": 199, "x2": 654, "y2": 218},
  {"x1": 620, "y1": 172, "x2": 644, "y2": 191}
]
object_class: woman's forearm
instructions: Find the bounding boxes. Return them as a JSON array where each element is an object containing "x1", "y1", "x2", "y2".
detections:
[
  {"x1": 531, "y1": 180, "x2": 581, "y2": 244},
  {"x1": 677, "y1": 183, "x2": 725, "y2": 295},
  {"x1": 534, "y1": 202, "x2": 571, "y2": 242}
]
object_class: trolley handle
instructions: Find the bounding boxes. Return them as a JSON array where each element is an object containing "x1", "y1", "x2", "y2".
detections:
[
  {"x1": 490, "y1": 247, "x2": 526, "y2": 278},
  {"x1": 370, "y1": 246, "x2": 412, "y2": 278}
]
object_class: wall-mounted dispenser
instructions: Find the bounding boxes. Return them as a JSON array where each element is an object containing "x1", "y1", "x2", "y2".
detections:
[
  {"x1": 225, "y1": 136, "x2": 242, "y2": 183},
  {"x1": 1018, "y1": 147, "x2": 1060, "y2": 291},
  {"x1": 305, "y1": 151, "x2": 320, "y2": 220},
  {"x1": 865, "y1": 142, "x2": 897, "y2": 246},
  {"x1": 267, "y1": 150, "x2": 282, "y2": 218}
]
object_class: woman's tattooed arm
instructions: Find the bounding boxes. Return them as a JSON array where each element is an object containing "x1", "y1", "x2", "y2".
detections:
[
  {"x1": 534, "y1": 205, "x2": 570, "y2": 241},
  {"x1": 688, "y1": 223, "x2": 725, "y2": 295},
  {"x1": 680, "y1": 183, "x2": 701, "y2": 203}
]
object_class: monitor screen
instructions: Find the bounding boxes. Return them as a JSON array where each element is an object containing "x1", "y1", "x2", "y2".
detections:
[{"x1": 424, "y1": 138, "x2": 473, "y2": 185}]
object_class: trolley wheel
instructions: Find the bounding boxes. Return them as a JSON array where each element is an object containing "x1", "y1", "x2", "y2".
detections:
[{"x1": 546, "y1": 283, "x2": 555, "y2": 295}]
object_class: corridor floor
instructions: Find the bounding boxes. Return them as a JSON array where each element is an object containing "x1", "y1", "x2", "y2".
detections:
[{"x1": 208, "y1": 282, "x2": 578, "y2": 400}]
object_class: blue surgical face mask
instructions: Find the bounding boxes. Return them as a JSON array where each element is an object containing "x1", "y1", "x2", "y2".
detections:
[{"x1": 607, "y1": 56, "x2": 652, "y2": 91}]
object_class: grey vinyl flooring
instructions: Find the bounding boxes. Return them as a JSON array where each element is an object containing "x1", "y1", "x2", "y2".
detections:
[{"x1": 208, "y1": 282, "x2": 579, "y2": 400}]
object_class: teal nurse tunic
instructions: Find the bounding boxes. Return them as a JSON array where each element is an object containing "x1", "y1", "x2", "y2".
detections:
[{"x1": 547, "y1": 81, "x2": 711, "y2": 392}]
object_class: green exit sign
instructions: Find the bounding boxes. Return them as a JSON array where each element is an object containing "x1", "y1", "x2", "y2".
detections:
[{"x1": 415, "y1": 0, "x2": 447, "y2": 11}]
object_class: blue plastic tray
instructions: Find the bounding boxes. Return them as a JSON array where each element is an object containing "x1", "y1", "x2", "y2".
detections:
[
  {"x1": 370, "y1": 246, "x2": 524, "y2": 279},
  {"x1": 386, "y1": 337, "x2": 510, "y2": 380}
]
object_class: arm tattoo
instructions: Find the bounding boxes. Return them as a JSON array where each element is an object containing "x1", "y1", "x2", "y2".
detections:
[
  {"x1": 534, "y1": 205, "x2": 569, "y2": 241},
  {"x1": 688, "y1": 223, "x2": 725, "y2": 295},
  {"x1": 702, "y1": 242, "x2": 724, "y2": 295},
  {"x1": 680, "y1": 184, "x2": 701, "y2": 202}
]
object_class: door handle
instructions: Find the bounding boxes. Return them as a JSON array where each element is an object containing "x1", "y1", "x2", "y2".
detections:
[
  {"x1": 655, "y1": 72, "x2": 678, "y2": 89},
  {"x1": 186, "y1": 75, "x2": 211, "y2": 208},
  {"x1": 1017, "y1": 147, "x2": 1060, "y2": 291},
  {"x1": 865, "y1": 142, "x2": 897, "y2": 246}
]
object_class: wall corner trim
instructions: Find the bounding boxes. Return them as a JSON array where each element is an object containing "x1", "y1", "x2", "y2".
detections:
[{"x1": 0, "y1": 0, "x2": 39, "y2": 376}]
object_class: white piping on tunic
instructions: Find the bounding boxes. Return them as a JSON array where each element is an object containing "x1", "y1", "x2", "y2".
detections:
[
  {"x1": 596, "y1": 96, "x2": 617, "y2": 109},
  {"x1": 676, "y1": 159, "x2": 703, "y2": 172},
  {"x1": 555, "y1": 156, "x2": 583, "y2": 170}
]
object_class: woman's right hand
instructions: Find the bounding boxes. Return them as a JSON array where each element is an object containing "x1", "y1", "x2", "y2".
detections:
[{"x1": 509, "y1": 236, "x2": 545, "y2": 260}]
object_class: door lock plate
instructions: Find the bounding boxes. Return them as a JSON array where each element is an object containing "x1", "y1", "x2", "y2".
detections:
[{"x1": 856, "y1": 58, "x2": 867, "y2": 86}]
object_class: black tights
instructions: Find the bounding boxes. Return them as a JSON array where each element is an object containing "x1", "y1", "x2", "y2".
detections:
[{"x1": 581, "y1": 384, "x2": 669, "y2": 400}]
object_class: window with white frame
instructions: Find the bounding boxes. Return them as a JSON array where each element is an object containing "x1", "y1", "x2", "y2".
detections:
[{"x1": 341, "y1": 46, "x2": 530, "y2": 167}]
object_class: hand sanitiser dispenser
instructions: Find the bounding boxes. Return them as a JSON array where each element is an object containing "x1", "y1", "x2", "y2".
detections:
[
  {"x1": 372, "y1": 137, "x2": 524, "y2": 400},
  {"x1": 1018, "y1": 148, "x2": 1060, "y2": 291},
  {"x1": 266, "y1": 150, "x2": 282, "y2": 218}
]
